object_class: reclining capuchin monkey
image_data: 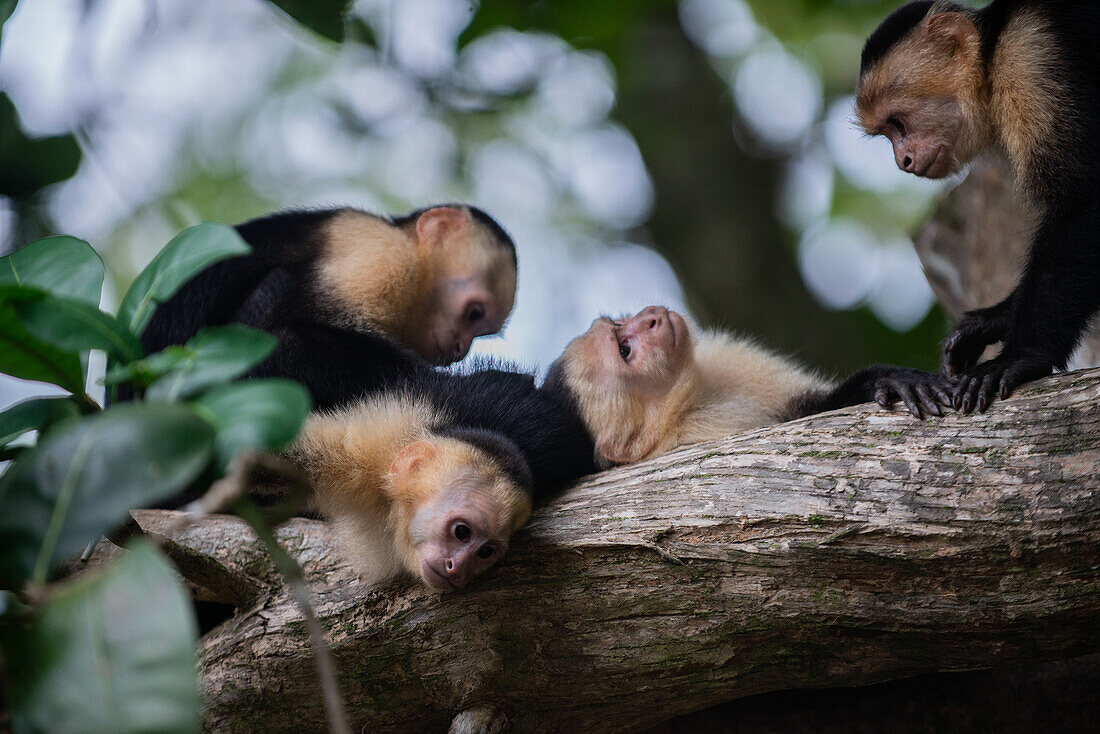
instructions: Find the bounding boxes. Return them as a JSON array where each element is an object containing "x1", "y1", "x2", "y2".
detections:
[
  {"x1": 142, "y1": 204, "x2": 516, "y2": 367},
  {"x1": 544, "y1": 306, "x2": 953, "y2": 466},
  {"x1": 289, "y1": 394, "x2": 534, "y2": 592}
]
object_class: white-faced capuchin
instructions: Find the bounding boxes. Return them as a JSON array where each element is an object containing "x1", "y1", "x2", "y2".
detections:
[
  {"x1": 543, "y1": 306, "x2": 952, "y2": 466},
  {"x1": 142, "y1": 204, "x2": 516, "y2": 366},
  {"x1": 856, "y1": 1, "x2": 1100, "y2": 412},
  {"x1": 290, "y1": 394, "x2": 533, "y2": 591}
]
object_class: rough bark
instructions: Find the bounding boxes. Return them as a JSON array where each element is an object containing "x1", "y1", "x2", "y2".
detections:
[
  {"x1": 913, "y1": 156, "x2": 1100, "y2": 369},
  {"x1": 98, "y1": 368, "x2": 1100, "y2": 734}
]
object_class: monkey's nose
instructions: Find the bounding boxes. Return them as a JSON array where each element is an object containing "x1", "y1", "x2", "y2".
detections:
[{"x1": 636, "y1": 306, "x2": 668, "y2": 330}]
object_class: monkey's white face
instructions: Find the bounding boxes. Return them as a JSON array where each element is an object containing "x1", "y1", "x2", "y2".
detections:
[
  {"x1": 862, "y1": 97, "x2": 967, "y2": 179},
  {"x1": 407, "y1": 475, "x2": 511, "y2": 591},
  {"x1": 575, "y1": 306, "x2": 690, "y2": 393},
  {"x1": 420, "y1": 276, "x2": 511, "y2": 365}
]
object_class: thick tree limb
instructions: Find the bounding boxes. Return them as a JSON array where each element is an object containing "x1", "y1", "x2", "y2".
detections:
[{"x1": 127, "y1": 368, "x2": 1100, "y2": 733}]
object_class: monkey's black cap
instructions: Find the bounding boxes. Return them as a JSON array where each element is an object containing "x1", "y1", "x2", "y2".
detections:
[
  {"x1": 434, "y1": 425, "x2": 535, "y2": 498},
  {"x1": 860, "y1": 1, "x2": 936, "y2": 73}
]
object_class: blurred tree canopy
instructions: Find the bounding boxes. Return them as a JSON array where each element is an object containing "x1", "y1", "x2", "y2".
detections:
[{"x1": 0, "y1": 0, "x2": 951, "y2": 381}]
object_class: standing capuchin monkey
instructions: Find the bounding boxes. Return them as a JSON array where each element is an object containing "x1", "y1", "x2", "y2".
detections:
[
  {"x1": 290, "y1": 394, "x2": 533, "y2": 591},
  {"x1": 142, "y1": 204, "x2": 516, "y2": 366},
  {"x1": 544, "y1": 306, "x2": 952, "y2": 466},
  {"x1": 856, "y1": 1, "x2": 1100, "y2": 412}
]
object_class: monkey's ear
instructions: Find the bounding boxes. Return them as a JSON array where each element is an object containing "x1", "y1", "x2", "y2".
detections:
[
  {"x1": 390, "y1": 439, "x2": 439, "y2": 486},
  {"x1": 415, "y1": 207, "x2": 468, "y2": 250},
  {"x1": 924, "y1": 12, "x2": 979, "y2": 58}
]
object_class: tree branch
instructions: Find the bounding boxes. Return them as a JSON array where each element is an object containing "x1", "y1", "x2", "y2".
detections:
[{"x1": 131, "y1": 368, "x2": 1100, "y2": 733}]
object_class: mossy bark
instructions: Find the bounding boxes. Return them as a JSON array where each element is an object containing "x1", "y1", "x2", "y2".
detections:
[{"x1": 106, "y1": 368, "x2": 1100, "y2": 733}]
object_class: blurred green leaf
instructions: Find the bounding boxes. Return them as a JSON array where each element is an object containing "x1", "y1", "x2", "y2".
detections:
[
  {"x1": 267, "y1": 0, "x2": 352, "y2": 42},
  {"x1": 4, "y1": 541, "x2": 200, "y2": 734},
  {"x1": 192, "y1": 379, "x2": 310, "y2": 471},
  {"x1": 0, "y1": 396, "x2": 81, "y2": 446},
  {"x1": 0, "y1": 94, "x2": 80, "y2": 199},
  {"x1": 0, "y1": 301, "x2": 85, "y2": 394},
  {"x1": 0, "y1": 402, "x2": 214, "y2": 587},
  {"x1": 103, "y1": 346, "x2": 188, "y2": 389},
  {"x1": 0, "y1": 1, "x2": 17, "y2": 32},
  {"x1": 0, "y1": 235, "x2": 104, "y2": 306},
  {"x1": 117, "y1": 223, "x2": 250, "y2": 336},
  {"x1": 146, "y1": 325, "x2": 278, "y2": 401},
  {"x1": 10, "y1": 289, "x2": 143, "y2": 364}
]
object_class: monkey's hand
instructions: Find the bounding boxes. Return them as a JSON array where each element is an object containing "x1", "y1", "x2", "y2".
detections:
[
  {"x1": 952, "y1": 351, "x2": 1054, "y2": 413},
  {"x1": 871, "y1": 367, "x2": 955, "y2": 419},
  {"x1": 941, "y1": 301, "x2": 1014, "y2": 377}
]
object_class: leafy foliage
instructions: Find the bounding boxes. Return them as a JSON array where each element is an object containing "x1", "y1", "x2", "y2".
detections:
[
  {"x1": 267, "y1": 0, "x2": 353, "y2": 42},
  {"x1": 3, "y1": 541, "x2": 201, "y2": 734},
  {"x1": 0, "y1": 94, "x2": 80, "y2": 199},
  {"x1": 144, "y1": 325, "x2": 278, "y2": 401},
  {"x1": 0, "y1": 225, "x2": 312, "y2": 733},
  {"x1": 0, "y1": 396, "x2": 81, "y2": 446},
  {"x1": 117, "y1": 222, "x2": 249, "y2": 336}
]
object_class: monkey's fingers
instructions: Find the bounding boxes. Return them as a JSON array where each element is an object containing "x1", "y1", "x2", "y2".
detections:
[
  {"x1": 997, "y1": 355, "x2": 1055, "y2": 400},
  {"x1": 941, "y1": 306, "x2": 1012, "y2": 377},
  {"x1": 880, "y1": 379, "x2": 924, "y2": 419},
  {"x1": 915, "y1": 384, "x2": 942, "y2": 416}
]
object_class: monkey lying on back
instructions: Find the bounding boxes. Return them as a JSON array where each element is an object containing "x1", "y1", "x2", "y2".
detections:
[
  {"x1": 290, "y1": 394, "x2": 533, "y2": 591},
  {"x1": 856, "y1": 0, "x2": 1100, "y2": 411},
  {"x1": 544, "y1": 306, "x2": 951, "y2": 466}
]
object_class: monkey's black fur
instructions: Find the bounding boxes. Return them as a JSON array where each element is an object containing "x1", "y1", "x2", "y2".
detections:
[
  {"x1": 247, "y1": 316, "x2": 595, "y2": 496},
  {"x1": 784, "y1": 366, "x2": 953, "y2": 421},
  {"x1": 139, "y1": 207, "x2": 593, "y2": 500},
  {"x1": 863, "y1": 0, "x2": 1100, "y2": 410}
]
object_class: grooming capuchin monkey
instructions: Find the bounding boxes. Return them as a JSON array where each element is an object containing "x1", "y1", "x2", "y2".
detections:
[
  {"x1": 856, "y1": 1, "x2": 1100, "y2": 412},
  {"x1": 141, "y1": 204, "x2": 516, "y2": 366},
  {"x1": 290, "y1": 394, "x2": 533, "y2": 591},
  {"x1": 544, "y1": 306, "x2": 951, "y2": 466}
]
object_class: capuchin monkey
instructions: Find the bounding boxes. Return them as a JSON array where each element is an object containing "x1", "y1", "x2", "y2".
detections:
[
  {"x1": 142, "y1": 204, "x2": 516, "y2": 365},
  {"x1": 544, "y1": 306, "x2": 952, "y2": 466},
  {"x1": 856, "y1": 1, "x2": 1100, "y2": 412},
  {"x1": 291, "y1": 394, "x2": 533, "y2": 591}
]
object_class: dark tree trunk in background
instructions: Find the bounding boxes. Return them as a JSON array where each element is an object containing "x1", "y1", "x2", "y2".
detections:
[{"x1": 612, "y1": 7, "x2": 947, "y2": 374}]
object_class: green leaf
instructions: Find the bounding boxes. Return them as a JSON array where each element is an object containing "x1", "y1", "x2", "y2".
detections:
[
  {"x1": 267, "y1": 0, "x2": 352, "y2": 42},
  {"x1": 0, "y1": 402, "x2": 214, "y2": 587},
  {"x1": 0, "y1": 301, "x2": 85, "y2": 394},
  {"x1": 0, "y1": 94, "x2": 80, "y2": 199},
  {"x1": 0, "y1": 235, "x2": 103, "y2": 306},
  {"x1": 0, "y1": 396, "x2": 81, "y2": 446},
  {"x1": 117, "y1": 223, "x2": 250, "y2": 336},
  {"x1": 11, "y1": 289, "x2": 143, "y2": 364},
  {"x1": 192, "y1": 379, "x2": 310, "y2": 471},
  {"x1": 145, "y1": 325, "x2": 277, "y2": 401},
  {"x1": 102, "y1": 346, "x2": 188, "y2": 389},
  {"x1": 4, "y1": 541, "x2": 200, "y2": 734}
]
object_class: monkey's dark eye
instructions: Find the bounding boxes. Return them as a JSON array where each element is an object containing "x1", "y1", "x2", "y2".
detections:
[
  {"x1": 454, "y1": 524, "x2": 472, "y2": 541},
  {"x1": 466, "y1": 305, "x2": 484, "y2": 324},
  {"x1": 887, "y1": 116, "x2": 906, "y2": 136},
  {"x1": 619, "y1": 342, "x2": 631, "y2": 361},
  {"x1": 477, "y1": 545, "x2": 494, "y2": 559}
]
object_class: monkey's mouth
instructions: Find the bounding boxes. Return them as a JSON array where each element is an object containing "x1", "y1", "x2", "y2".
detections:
[
  {"x1": 917, "y1": 147, "x2": 948, "y2": 178},
  {"x1": 423, "y1": 564, "x2": 458, "y2": 591}
]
